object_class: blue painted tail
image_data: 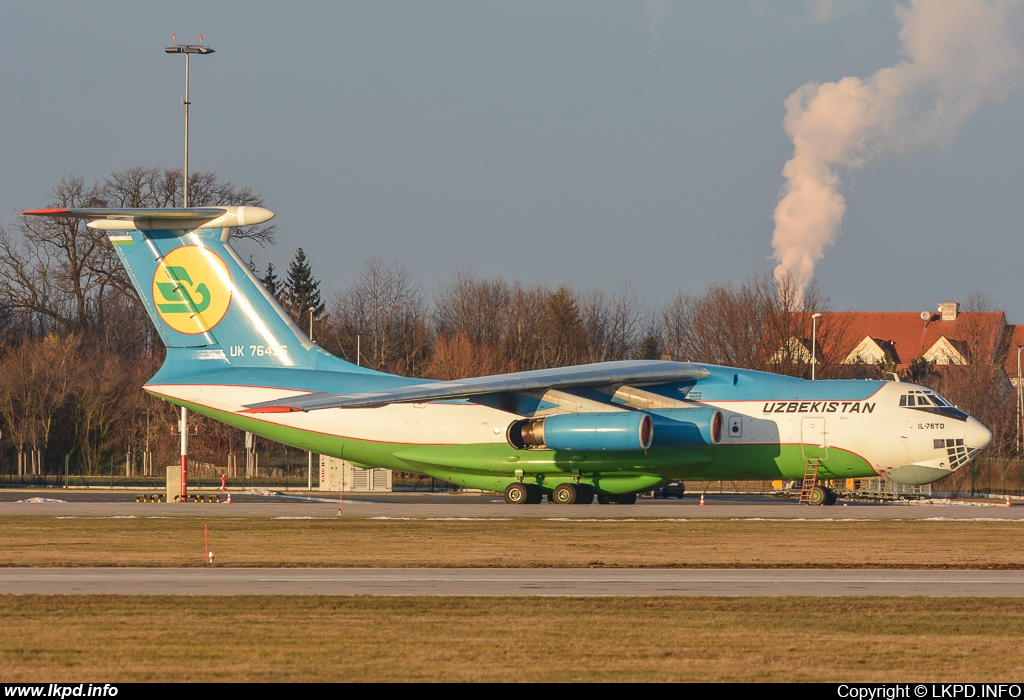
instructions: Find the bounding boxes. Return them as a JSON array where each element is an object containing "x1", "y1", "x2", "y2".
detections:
[{"x1": 110, "y1": 226, "x2": 343, "y2": 371}]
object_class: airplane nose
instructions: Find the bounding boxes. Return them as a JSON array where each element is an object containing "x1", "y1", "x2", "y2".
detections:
[{"x1": 966, "y1": 417, "x2": 993, "y2": 450}]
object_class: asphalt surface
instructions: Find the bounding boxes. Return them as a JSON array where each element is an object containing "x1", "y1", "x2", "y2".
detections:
[
  {"x1": 2, "y1": 567, "x2": 1023, "y2": 596},
  {"x1": 1, "y1": 487, "x2": 1022, "y2": 519}
]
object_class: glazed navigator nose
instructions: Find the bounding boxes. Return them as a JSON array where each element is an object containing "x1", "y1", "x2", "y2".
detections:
[{"x1": 965, "y1": 417, "x2": 993, "y2": 451}]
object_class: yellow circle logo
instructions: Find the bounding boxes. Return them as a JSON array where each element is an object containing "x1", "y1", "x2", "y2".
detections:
[{"x1": 152, "y1": 246, "x2": 232, "y2": 334}]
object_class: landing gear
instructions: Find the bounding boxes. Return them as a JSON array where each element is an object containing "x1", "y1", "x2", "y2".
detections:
[
  {"x1": 552, "y1": 483, "x2": 578, "y2": 504},
  {"x1": 550, "y1": 483, "x2": 594, "y2": 504},
  {"x1": 808, "y1": 485, "x2": 837, "y2": 506},
  {"x1": 505, "y1": 482, "x2": 544, "y2": 504},
  {"x1": 504, "y1": 482, "x2": 529, "y2": 505}
]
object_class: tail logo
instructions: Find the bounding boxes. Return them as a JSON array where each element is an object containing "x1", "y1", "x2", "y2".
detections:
[{"x1": 152, "y1": 246, "x2": 232, "y2": 335}]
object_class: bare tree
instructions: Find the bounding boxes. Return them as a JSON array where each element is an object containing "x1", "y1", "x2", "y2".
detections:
[
  {"x1": 0, "y1": 176, "x2": 110, "y2": 331},
  {"x1": 434, "y1": 267, "x2": 512, "y2": 348},
  {"x1": 325, "y1": 257, "x2": 430, "y2": 376},
  {"x1": 0, "y1": 335, "x2": 79, "y2": 474},
  {"x1": 425, "y1": 333, "x2": 509, "y2": 380},
  {"x1": 71, "y1": 340, "x2": 146, "y2": 475},
  {"x1": 502, "y1": 282, "x2": 549, "y2": 371},
  {"x1": 661, "y1": 276, "x2": 767, "y2": 368}
]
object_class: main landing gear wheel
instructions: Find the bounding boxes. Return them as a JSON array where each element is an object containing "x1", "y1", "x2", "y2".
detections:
[
  {"x1": 504, "y1": 482, "x2": 529, "y2": 505},
  {"x1": 824, "y1": 487, "x2": 837, "y2": 506},
  {"x1": 548, "y1": 480, "x2": 589, "y2": 503},
  {"x1": 552, "y1": 483, "x2": 576, "y2": 504}
]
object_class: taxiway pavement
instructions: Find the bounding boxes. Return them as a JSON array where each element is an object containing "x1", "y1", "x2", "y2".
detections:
[
  {"x1": 1, "y1": 489, "x2": 1022, "y2": 520},
  {"x1": 2, "y1": 567, "x2": 1023, "y2": 596}
]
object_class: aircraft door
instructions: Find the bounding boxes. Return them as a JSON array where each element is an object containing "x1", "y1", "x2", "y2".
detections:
[{"x1": 801, "y1": 417, "x2": 828, "y2": 460}]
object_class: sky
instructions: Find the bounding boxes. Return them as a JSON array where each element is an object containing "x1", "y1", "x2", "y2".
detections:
[{"x1": 3, "y1": 1, "x2": 1024, "y2": 321}]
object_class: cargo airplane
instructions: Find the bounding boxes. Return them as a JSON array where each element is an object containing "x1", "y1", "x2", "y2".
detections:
[{"x1": 23, "y1": 206, "x2": 994, "y2": 505}]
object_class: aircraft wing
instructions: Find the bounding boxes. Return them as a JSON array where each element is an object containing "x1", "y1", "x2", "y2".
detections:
[{"x1": 244, "y1": 360, "x2": 708, "y2": 412}]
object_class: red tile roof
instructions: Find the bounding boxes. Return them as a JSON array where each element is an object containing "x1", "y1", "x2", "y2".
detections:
[{"x1": 822, "y1": 310, "x2": 1007, "y2": 370}]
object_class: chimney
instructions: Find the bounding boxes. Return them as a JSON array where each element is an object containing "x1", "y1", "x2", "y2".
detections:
[{"x1": 938, "y1": 301, "x2": 959, "y2": 322}]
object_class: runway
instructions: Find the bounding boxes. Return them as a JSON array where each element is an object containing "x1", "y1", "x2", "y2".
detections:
[
  {"x1": 2, "y1": 488, "x2": 1022, "y2": 520},
  {"x1": 2, "y1": 567, "x2": 1022, "y2": 596}
]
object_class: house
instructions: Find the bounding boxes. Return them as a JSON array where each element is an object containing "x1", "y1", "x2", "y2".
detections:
[
  {"x1": 774, "y1": 301, "x2": 1010, "y2": 377},
  {"x1": 832, "y1": 301, "x2": 1006, "y2": 370}
]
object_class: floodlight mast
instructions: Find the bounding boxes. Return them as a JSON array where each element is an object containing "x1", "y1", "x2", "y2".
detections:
[
  {"x1": 164, "y1": 34, "x2": 214, "y2": 500},
  {"x1": 164, "y1": 34, "x2": 215, "y2": 208},
  {"x1": 811, "y1": 313, "x2": 823, "y2": 380}
]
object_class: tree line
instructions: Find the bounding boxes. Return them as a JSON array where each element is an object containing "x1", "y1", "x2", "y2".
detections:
[{"x1": 0, "y1": 169, "x2": 1016, "y2": 488}]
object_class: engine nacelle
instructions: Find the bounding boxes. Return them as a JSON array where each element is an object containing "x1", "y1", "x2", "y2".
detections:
[
  {"x1": 507, "y1": 412, "x2": 654, "y2": 451},
  {"x1": 649, "y1": 408, "x2": 723, "y2": 447}
]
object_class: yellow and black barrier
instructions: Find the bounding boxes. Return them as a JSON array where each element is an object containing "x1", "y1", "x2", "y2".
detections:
[
  {"x1": 168, "y1": 494, "x2": 223, "y2": 504},
  {"x1": 135, "y1": 494, "x2": 167, "y2": 503}
]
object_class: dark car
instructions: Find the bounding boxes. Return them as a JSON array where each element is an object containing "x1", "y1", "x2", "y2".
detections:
[{"x1": 652, "y1": 481, "x2": 686, "y2": 499}]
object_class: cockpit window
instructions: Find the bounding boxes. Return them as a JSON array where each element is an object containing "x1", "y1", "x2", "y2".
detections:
[{"x1": 900, "y1": 390, "x2": 951, "y2": 407}]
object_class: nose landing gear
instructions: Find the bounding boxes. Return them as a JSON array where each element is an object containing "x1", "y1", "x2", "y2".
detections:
[
  {"x1": 799, "y1": 460, "x2": 838, "y2": 505},
  {"x1": 808, "y1": 484, "x2": 837, "y2": 506}
]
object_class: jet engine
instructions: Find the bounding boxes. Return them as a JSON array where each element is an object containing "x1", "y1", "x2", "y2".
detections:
[
  {"x1": 506, "y1": 411, "x2": 654, "y2": 451},
  {"x1": 649, "y1": 408, "x2": 723, "y2": 447}
]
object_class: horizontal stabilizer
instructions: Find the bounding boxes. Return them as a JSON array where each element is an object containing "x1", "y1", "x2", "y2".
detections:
[
  {"x1": 243, "y1": 360, "x2": 709, "y2": 412},
  {"x1": 21, "y1": 206, "x2": 274, "y2": 231}
]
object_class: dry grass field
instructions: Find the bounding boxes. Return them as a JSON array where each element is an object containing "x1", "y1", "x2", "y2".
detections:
[
  {"x1": 1, "y1": 515, "x2": 1022, "y2": 568},
  {"x1": 4, "y1": 515, "x2": 1024, "y2": 681},
  {"x1": 2, "y1": 596, "x2": 1023, "y2": 682}
]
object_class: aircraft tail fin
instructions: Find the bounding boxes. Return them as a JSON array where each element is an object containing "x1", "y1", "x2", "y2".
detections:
[{"x1": 22, "y1": 207, "x2": 343, "y2": 371}]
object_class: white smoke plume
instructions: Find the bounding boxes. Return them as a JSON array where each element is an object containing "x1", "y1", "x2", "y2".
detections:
[{"x1": 772, "y1": 0, "x2": 1022, "y2": 297}]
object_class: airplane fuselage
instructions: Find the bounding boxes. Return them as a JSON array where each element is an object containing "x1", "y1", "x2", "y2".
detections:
[{"x1": 146, "y1": 361, "x2": 989, "y2": 495}]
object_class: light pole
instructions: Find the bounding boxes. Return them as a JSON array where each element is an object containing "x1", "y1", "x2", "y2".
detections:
[
  {"x1": 307, "y1": 305, "x2": 317, "y2": 490},
  {"x1": 164, "y1": 35, "x2": 214, "y2": 207},
  {"x1": 165, "y1": 34, "x2": 213, "y2": 499},
  {"x1": 1017, "y1": 345, "x2": 1022, "y2": 456},
  {"x1": 811, "y1": 313, "x2": 823, "y2": 380}
]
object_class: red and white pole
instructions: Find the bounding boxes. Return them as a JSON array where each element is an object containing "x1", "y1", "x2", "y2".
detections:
[{"x1": 180, "y1": 406, "x2": 188, "y2": 500}]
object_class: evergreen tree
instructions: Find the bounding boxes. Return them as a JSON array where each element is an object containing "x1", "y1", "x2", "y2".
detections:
[
  {"x1": 282, "y1": 248, "x2": 325, "y2": 326},
  {"x1": 262, "y1": 262, "x2": 281, "y2": 299}
]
